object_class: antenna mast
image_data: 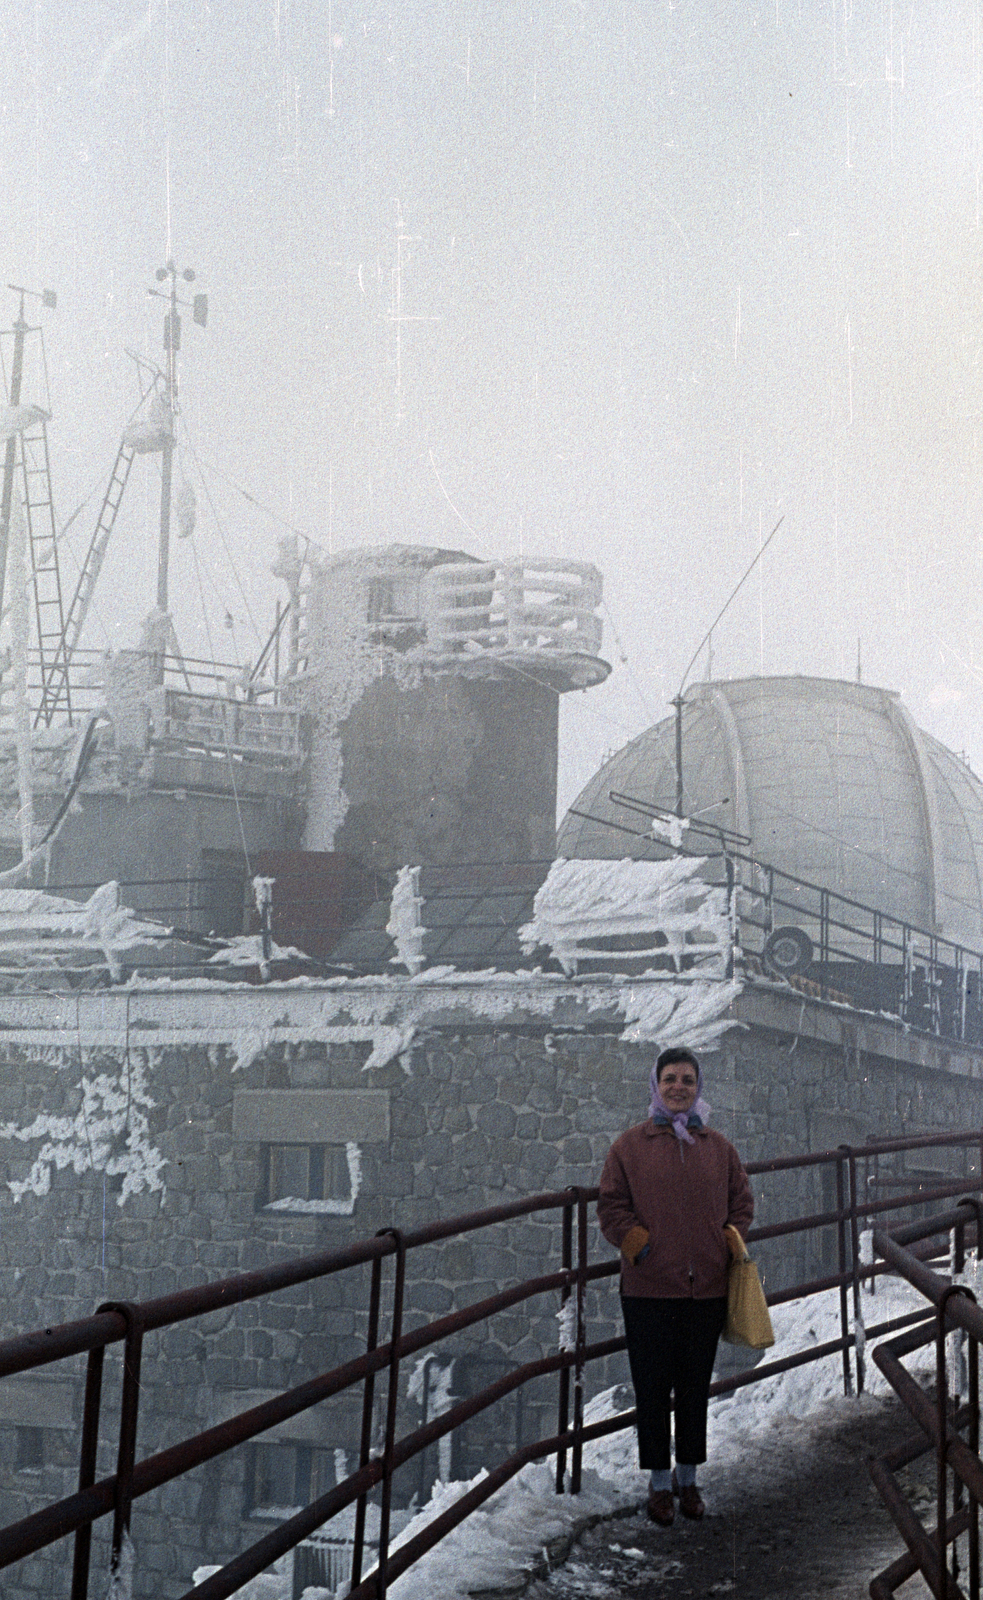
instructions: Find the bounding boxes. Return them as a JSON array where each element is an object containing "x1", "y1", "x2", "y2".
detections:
[
  {"x1": 146, "y1": 260, "x2": 207, "y2": 613},
  {"x1": 672, "y1": 515, "x2": 785, "y2": 816}
]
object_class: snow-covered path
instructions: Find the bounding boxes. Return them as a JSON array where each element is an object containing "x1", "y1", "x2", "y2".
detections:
[
  {"x1": 511, "y1": 1389, "x2": 933, "y2": 1600},
  {"x1": 381, "y1": 1278, "x2": 949, "y2": 1600},
  {"x1": 194, "y1": 1278, "x2": 956, "y2": 1598}
]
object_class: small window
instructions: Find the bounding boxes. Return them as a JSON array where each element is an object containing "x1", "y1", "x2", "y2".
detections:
[
  {"x1": 260, "y1": 1142, "x2": 358, "y2": 1215},
  {"x1": 15, "y1": 1426, "x2": 43, "y2": 1474},
  {"x1": 245, "y1": 1443, "x2": 334, "y2": 1519}
]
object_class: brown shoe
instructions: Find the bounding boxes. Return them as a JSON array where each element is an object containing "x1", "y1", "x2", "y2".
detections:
[
  {"x1": 647, "y1": 1488, "x2": 675, "y2": 1526},
  {"x1": 677, "y1": 1482, "x2": 704, "y2": 1520}
]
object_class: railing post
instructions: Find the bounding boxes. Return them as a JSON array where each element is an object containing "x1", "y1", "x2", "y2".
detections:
[
  {"x1": 69, "y1": 1344, "x2": 107, "y2": 1600},
  {"x1": 930, "y1": 937, "x2": 942, "y2": 1036},
  {"x1": 571, "y1": 1190, "x2": 589, "y2": 1495},
  {"x1": 724, "y1": 854, "x2": 737, "y2": 980},
  {"x1": 847, "y1": 1149, "x2": 865, "y2": 1393},
  {"x1": 351, "y1": 1250, "x2": 385, "y2": 1591},
  {"x1": 970, "y1": 1326, "x2": 980, "y2": 1597},
  {"x1": 376, "y1": 1229, "x2": 407, "y2": 1600},
  {"x1": 836, "y1": 1149, "x2": 853, "y2": 1397},
  {"x1": 877, "y1": 1139, "x2": 883, "y2": 1299},
  {"x1": 555, "y1": 1191, "x2": 575, "y2": 1494},
  {"x1": 936, "y1": 1285, "x2": 975, "y2": 1594},
  {"x1": 98, "y1": 1301, "x2": 143, "y2": 1585}
]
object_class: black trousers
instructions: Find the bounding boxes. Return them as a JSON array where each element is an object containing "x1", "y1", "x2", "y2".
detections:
[{"x1": 621, "y1": 1295, "x2": 727, "y2": 1470}]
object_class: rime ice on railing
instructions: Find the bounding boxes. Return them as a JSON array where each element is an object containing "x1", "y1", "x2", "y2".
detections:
[
  {"x1": 420, "y1": 558, "x2": 603, "y2": 660},
  {"x1": 519, "y1": 856, "x2": 732, "y2": 978}
]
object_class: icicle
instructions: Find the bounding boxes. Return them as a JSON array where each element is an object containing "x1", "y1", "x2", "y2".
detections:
[{"x1": 853, "y1": 1312, "x2": 866, "y2": 1363}]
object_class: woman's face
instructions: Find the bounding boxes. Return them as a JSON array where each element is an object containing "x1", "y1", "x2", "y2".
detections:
[{"x1": 658, "y1": 1060, "x2": 699, "y2": 1114}]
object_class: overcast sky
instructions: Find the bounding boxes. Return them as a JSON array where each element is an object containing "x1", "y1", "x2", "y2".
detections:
[{"x1": 3, "y1": 0, "x2": 983, "y2": 811}]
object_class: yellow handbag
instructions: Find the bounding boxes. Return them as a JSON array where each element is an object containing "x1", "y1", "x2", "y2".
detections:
[{"x1": 722, "y1": 1226, "x2": 775, "y2": 1350}]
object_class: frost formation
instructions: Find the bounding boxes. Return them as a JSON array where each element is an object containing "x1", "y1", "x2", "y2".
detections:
[{"x1": 0, "y1": 1054, "x2": 165, "y2": 1207}]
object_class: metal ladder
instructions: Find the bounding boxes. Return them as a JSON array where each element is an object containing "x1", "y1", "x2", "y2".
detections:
[
  {"x1": 15, "y1": 415, "x2": 71, "y2": 726},
  {"x1": 61, "y1": 439, "x2": 136, "y2": 674}
]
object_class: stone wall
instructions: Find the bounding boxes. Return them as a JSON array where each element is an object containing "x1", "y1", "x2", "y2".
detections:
[{"x1": 0, "y1": 978, "x2": 980, "y2": 1595}]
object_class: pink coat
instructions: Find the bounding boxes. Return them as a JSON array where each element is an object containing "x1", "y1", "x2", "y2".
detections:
[{"x1": 597, "y1": 1120, "x2": 754, "y2": 1299}]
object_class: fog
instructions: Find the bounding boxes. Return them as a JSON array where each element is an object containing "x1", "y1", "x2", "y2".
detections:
[{"x1": 3, "y1": 0, "x2": 983, "y2": 813}]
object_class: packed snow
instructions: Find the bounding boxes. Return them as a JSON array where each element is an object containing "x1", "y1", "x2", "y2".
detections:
[{"x1": 184, "y1": 1262, "x2": 954, "y2": 1599}]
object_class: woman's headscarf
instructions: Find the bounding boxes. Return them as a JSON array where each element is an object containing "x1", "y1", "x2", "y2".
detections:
[{"x1": 648, "y1": 1058, "x2": 711, "y2": 1145}]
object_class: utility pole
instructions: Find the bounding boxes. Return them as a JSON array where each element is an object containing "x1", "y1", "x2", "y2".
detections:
[{"x1": 146, "y1": 261, "x2": 207, "y2": 613}]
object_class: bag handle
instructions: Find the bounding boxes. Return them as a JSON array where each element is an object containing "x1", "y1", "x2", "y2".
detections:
[{"x1": 724, "y1": 1224, "x2": 749, "y2": 1263}]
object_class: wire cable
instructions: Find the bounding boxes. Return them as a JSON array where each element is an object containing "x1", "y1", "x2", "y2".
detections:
[
  {"x1": 178, "y1": 422, "x2": 264, "y2": 644},
  {"x1": 186, "y1": 536, "x2": 253, "y2": 875},
  {"x1": 175, "y1": 448, "x2": 322, "y2": 553}
]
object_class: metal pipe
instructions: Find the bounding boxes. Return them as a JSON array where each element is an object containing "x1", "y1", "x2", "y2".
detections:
[
  {"x1": 351, "y1": 1253, "x2": 384, "y2": 1590},
  {"x1": 105, "y1": 1303, "x2": 144, "y2": 1576},
  {"x1": 377, "y1": 1230, "x2": 406, "y2": 1600},
  {"x1": 872, "y1": 1339, "x2": 983, "y2": 1507},
  {"x1": 868, "y1": 1453, "x2": 963, "y2": 1600},
  {"x1": 69, "y1": 1345, "x2": 105, "y2": 1600},
  {"x1": 555, "y1": 1191, "x2": 574, "y2": 1493},
  {"x1": 847, "y1": 1149, "x2": 865, "y2": 1392},
  {"x1": 937, "y1": 1290, "x2": 955, "y2": 1591},
  {"x1": 971, "y1": 1333, "x2": 979, "y2": 1596},
  {"x1": 836, "y1": 1151, "x2": 852, "y2": 1396},
  {"x1": 572, "y1": 1189, "x2": 588, "y2": 1495}
]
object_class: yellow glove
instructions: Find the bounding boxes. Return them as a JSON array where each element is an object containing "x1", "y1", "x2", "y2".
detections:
[
  {"x1": 724, "y1": 1224, "x2": 747, "y2": 1261},
  {"x1": 620, "y1": 1225, "x2": 650, "y2": 1266}
]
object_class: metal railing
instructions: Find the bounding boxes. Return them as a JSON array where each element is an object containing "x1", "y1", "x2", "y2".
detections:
[
  {"x1": 577, "y1": 793, "x2": 983, "y2": 1048},
  {"x1": 143, "y1": 686, "x2": 301, "y2": 762},
  {"x1": 869, "y1": 1203, "x2": 983, "y2": 1598},
  {"x1": 420, "y1": 557, "x2": 604, "y2": 659},
  {"x1": 0, "y1": 1131, "x2": 980, "y2": 1600}
]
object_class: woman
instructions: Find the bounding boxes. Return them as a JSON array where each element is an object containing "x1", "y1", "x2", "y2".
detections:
[{"x1": 597, "y1": 1046, "x2": 753, "y2": 1527}]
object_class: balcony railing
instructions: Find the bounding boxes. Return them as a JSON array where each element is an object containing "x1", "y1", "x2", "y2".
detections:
[
  {"x1": 0, "y1": 1130, "x2": 978, "y2": 1599},
  {"x1": 569, "y1": 792, "x2": 983, "y2": 1050}
]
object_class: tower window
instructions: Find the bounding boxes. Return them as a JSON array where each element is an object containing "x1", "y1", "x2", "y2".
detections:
[
  {"x1": 260, "y1": 1142, "x2": 359, "y2": 1214},
  {"x1": 245, "y1": 1443, "x2": 334, "y2": 1519}
]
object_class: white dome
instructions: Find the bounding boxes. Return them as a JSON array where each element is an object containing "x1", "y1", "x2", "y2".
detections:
[{"x1": 558, "y1": 676, "x2": 983, "y2": 952}]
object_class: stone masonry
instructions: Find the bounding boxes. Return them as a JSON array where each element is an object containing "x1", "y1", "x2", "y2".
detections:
[{"x1": 0, "y1": 976, "x2": 979, "y2": 1595}]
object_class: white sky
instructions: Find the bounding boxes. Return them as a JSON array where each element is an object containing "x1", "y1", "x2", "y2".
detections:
[{"x1": 4, "y1": 1, "x2": 983, "y2": 812}]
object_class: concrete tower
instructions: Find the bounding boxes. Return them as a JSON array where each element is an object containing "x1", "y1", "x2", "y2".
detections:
[{"x1": 292, "y1": 544, "x2": 609, "y2": 870}]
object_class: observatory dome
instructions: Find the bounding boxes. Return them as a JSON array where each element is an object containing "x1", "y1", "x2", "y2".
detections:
[{"x1": 558, "y1": 676, "x2": 983, "y2": 953}]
